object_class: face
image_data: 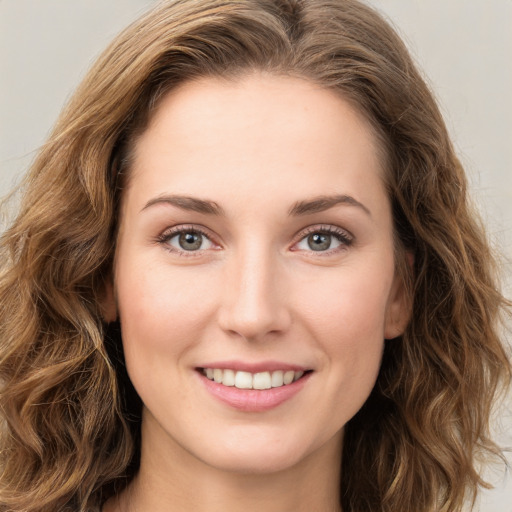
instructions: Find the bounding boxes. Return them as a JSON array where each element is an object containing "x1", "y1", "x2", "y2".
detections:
[{"x1": 112, "y1": 74, "x2": 409, "y2": 475}]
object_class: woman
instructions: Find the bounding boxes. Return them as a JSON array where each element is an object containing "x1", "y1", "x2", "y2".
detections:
[{"x1": 0, "y1": 1, "x2": 510, "y2": 511}]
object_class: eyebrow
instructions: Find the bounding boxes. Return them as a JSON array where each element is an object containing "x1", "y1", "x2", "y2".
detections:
[
  {"x1": 141, "y1": 195, "x2": 224, "y2": 215},
  {"x1": 141, "y1": 193, "x2": 370, "y2": 217},
  {"x1": 288, "y1": 194, "x2": 371, "y2": 217}
]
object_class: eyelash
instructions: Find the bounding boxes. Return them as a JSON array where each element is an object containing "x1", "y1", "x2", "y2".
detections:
[
  {"x1": 156, "y1": 224, "x2": 218, "y2": 257},
  {"x1": 291, "y1": 224, "x2": 354, "y2": 254},
  {"x1": 156, "y1": 224, "x2": 354, "y2": 256}
]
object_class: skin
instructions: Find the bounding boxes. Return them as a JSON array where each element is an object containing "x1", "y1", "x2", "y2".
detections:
[{"x1": 103, "y1": 73, "x2": 409, "y2": 512}]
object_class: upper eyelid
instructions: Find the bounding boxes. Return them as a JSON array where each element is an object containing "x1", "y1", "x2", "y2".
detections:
[
  {"x1": 294, "y1": 224, "x2": 353, "y2": 241},
  {"x1": 160, "y1": 224, "x2": 216, "y2": 240}
]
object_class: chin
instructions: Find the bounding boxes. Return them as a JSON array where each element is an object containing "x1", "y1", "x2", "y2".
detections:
[
  {"x1": 190, "y1": 426, "x2": 339, "y2": 476},
  {"x1": 201, "y1": 446, "x2": 308, "y2": 475}
]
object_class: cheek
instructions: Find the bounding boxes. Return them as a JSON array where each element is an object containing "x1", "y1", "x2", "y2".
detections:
[
  {"x1": 114, "y1": 257, "x2": 218, "y2": 362},
  {"x1": 295, "y1": 262, "x2": 393, "y2": 391},
  {"x1": 297, "y1": 263, "x2": 393, "y2": 342}
]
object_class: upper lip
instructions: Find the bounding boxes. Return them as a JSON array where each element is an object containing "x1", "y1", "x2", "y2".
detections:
[{"x1": 196, "y1": 360, "x2": 311, "y2": 373}]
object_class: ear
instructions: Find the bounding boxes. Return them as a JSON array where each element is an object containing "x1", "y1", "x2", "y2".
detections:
[
  {"x1": 100, "y1": 277, "x2": 118, "y2": 323},
  {"x1": 384, "y1": 256, "x2": 413, "y2": 340}
]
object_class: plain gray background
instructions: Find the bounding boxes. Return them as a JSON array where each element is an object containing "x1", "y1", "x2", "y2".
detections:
[{"x1": 0, "y1": 1, "x2": 511, "y2": 510}]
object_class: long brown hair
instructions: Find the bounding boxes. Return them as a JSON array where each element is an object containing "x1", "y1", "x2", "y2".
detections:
[{"x1": 1, "y1": 1, "x2": 510, "y2": 510}]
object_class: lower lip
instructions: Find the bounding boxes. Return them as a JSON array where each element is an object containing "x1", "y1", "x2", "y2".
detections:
[{"x1": 198, "y1": 372, "x2": 312, "y2": 412}]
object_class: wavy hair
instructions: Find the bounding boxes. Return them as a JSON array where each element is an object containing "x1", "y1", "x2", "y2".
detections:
[{"x1": 0, "y1": 0, "x2": 510, "y2": 510}]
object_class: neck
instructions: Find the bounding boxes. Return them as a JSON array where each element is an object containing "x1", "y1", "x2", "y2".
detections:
[{"x1": 107, "y1": 409, "x2": 343, "y2": 512}]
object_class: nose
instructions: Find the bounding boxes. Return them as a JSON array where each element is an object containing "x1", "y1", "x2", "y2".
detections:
[{"x1": 217, "y1": 247, "x2": 292, "y2": 342}]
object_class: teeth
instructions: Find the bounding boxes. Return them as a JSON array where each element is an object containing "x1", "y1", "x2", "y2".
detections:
[
  {"x1": 271, "y1": 370, "x2": 284, "y2": 387},
  {"x1": 253, "y1": 372, "x2": 272, "y2": 390},
  {"x1": 283, "y1": 370, "x2": 295, "y2": 385},
  {"x1": 294, "y1": 370, "x2": 304, "y2": 380},
  {"x1": 202, "y1": 368, "x2": 306, "y2": 389},
  {"x1": 235, "y1": 371, "x2": 253, "y2": 389},
  {"x1": 222, "y1": 369, "x2": 235, "y2": 387}
]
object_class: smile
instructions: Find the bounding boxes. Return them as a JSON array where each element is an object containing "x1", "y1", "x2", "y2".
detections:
[
  {"x1": 198, "y1": 366, "x2": 313, "y2": 412},
  {"x1": 201, "y1": 368, "x2": 305, "y2": 390}
]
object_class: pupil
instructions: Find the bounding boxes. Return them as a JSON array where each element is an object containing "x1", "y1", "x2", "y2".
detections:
[
  {"x1": 308, "y1": 233, "x2": 331, "y2": 251},
  {"x1": 179, "y1": 232, "x2": 202, "y2": 250}
]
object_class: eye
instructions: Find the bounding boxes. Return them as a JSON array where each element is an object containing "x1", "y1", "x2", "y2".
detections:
[
  {"x1": 296, "y1": 232, "x2": 341, "y2": 252},
  {"x1": 160, "y1": 227, "x2": 215, "y2": 252},
  {"x1": 293, "y1": 226, "x2": 353, "y2": 253}
]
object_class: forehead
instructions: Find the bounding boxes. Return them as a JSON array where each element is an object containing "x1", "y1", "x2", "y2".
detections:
[{"x1": 126, "y1": 73, "x2": 388, "y2": 217}]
